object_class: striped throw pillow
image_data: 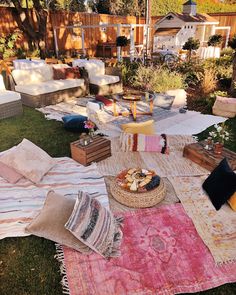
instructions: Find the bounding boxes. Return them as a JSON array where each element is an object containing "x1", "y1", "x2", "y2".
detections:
[
  {"x1": 120, "y1": 132, "x2": 169, "y2": 153},
  {"x1": 65, "y1": 191, "x2": 123, "y2": 258}
]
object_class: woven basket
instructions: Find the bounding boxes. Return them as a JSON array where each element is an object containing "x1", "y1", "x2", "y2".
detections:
[{"x1": 110, "y1": 178, "x2": 166, "y2": 208}]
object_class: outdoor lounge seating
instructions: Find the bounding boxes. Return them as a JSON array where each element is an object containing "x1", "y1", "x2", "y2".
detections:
[
  {"x1": 0, "y1": 74, "x2": 22, "y2": 119},
  {"x1": 10, "y1": 64, "x2": 88, "y2": 108},
  {"x1": 72, "y1": 59, "x2": 123, "y2": 95}
]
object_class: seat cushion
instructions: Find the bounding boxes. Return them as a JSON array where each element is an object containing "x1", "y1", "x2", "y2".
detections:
[
  {"x1": 0, "y1": 74, "x2": 6, "y2": 91},
  {"x1": 12, "y1": 65, "x2": 53, "y2": 85},
  {"x1": 89, "y1": 74, "x2": 119, "y2": 86},
  {"x1": 72, "y1": 59, "x2": 105, "y2": 77},
  {"x1": 13, "y1": 59, "x2": 46, "y2": 70},
  {"x1": 202, "y1": 158, "x2": 236, "y2": 210},
  {"x1": 26, "y1": 191, "x2": 91, "y2": 253},
  {"x1": 121, "y1": 120, "x2": 155, "y2": 135},
  {"x1": 0, "y1": 90, "x2": 21, "y2": 104},
  {"x1": 15, "y1": 79, "x2": 85, "y2": 95},
  {"x1": 228, "y1": 192, "x2": 236, "y2": 211},
  {"x1": 65, "y1": 191, "x2": 123, "y2": 258},
  {"x1": 62, "y1": 114, "x2": 88, "y2": 132}
]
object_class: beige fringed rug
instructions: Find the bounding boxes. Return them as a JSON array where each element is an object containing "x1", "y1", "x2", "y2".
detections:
[
  {"x1": 97, "y1": 136, "x2": 209, "y2": 177},
  {"x1": 169, "y1": 175, "x2": 236, "y2": 265}
]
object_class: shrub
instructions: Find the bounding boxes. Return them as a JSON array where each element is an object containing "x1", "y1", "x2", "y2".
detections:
[
  {"x1": 220, "y1": 47, "x2": 234, "y2": 57},
  {"x1": 203, "y1": 56, "x2": 233, "y2": 80},
  {"x1": 177, "y1": 60, "x2": 204, "y2": 86},
  {"x1": 132, "y1": 65, "x2": 185, "y2": 93},
  {"x1": 183, "y1": 37, "x2": 200, "y2": 60},
  {"x1": 0, "y1": 31, "x2": 22, "y2": 59},
  {"x1": 198, "y1": 68, "x2": 217, "y2": 96},
  {"x1": 116, "y1": 36, "x2": 130, "y2": 47},
  {"x1": 207, "y1": 34, "x2": 223, "y2": 47},
  {"x1": 119, "y1": 60, "x2": 140, "y2": 86}
]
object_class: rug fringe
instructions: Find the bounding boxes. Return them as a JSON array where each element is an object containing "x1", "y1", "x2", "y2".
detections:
[{"x1": 54, "y1": 244, "x2": 71, "y2": 295}]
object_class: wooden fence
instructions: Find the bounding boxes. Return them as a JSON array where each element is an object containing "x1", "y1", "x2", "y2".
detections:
[{"x1": 0, "y1": 7, "x2": 235, "y2": 56}]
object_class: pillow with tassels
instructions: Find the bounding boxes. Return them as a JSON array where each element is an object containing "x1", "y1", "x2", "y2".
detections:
[
  {"x1": 65, "y1": 191, "x2": 123, "y2": 258},
  {"x1": 120, "y1": 132, "x2": 169, "y2": 153}
]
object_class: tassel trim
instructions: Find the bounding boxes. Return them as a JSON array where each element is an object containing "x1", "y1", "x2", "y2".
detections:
[{"x1": 54, "y1": 244, "x2": 71, "y2": 295}]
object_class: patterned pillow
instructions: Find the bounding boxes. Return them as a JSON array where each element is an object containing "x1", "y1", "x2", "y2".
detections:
[
  {"x1": 0, "y1": 139, "x2": 55, "y2": 183},
  {"x1": 65, "y1": 191, "x2": 123, "y2": 258},
  {"x1": 120, "y1": 132, "x2": 169, "y2": 153},
  {"x1": 53, "y1": 67, "x2": 66, "y2": 80},
  {"x1": 64, "y1": 67, "x2": 81, "y2": 79}
]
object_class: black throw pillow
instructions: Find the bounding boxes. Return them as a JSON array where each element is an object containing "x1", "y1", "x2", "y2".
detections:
[{"x1": 202, "y1": 158, "x2": 236, "y2": 210}]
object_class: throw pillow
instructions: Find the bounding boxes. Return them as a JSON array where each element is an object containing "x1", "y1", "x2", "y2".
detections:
[
  {"x1": 228, "y1": 192, "x2": 236, "y2": 211},
  {"x1": 153, "y1": 93, "x2": 175, "y2": 110},
  {"x1": 95, "y1": 95, "x2": 113, "y2": 107},
  {"x1": 202, "y1": 158, "x2": 236, "y2": 210},
  {"x1": 64, "y1": 67, "x2": 81, "y2": 79},
  {"x1": 0, "y1": 138, "x2": 55, "y2": 183},
  {"x1": 26, "y1": 191, "x2": 91, "y2": 253},
  {"x1": 53, "y1": 67, "x2": 66, "y2": 80},
  {"x1": 120, "y1": 132, "x2": 169, "y2": 153},
  {"x1": 121, "y1": 120, "x2": 155, "y2": 135},
  {"x1": 65, "y1": 191, "x2": 123, "y2": 258},
  {"x1": 62, "y1": 114, "x2": 88, "y2": 133},
  {"x1": 0, "y1": 162, "x2": 23, "y2": 183}
]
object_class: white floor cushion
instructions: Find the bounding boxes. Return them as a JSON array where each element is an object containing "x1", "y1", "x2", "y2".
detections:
[
  {"x1": 0, "y1": 90, "x2": 21, "y2": 104},
  {"x1": 15, "y1": 79, "x2": 85, "y2": 95},
  {"x1": 89, "y1": 74, "x2": 120, "y2": 86}
]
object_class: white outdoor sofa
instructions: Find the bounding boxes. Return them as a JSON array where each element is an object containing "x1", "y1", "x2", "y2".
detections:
[
  {"x1": 9, "y1": 64, "x2": 88, "y2": 108},
  {"x1": 72, "y1": 59, "x2": 123, "y2": 96},
  {"x1": 0, "y1": 74, "x2": 22, "y2": 120}
]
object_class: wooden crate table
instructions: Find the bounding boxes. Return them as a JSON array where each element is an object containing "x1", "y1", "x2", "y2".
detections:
[
  {"x1": 70, "y1": 135, "x2": 111, "y2": 166},
  {"x1": 183, "y1": 141, "x2": 236, "y2": 171}
]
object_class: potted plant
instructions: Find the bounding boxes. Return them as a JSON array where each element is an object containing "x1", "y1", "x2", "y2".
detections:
[
  {"x1": 116, "y1": 36, "x2": 130, "y2": 61},
  {"x1": 183, "y1": 37, "x2": 200, "y2": 61},
  {"x1": 208, "y1": 34, "x2": 223, "y2": 48},
  {"x1": 209, "y1": 123, "x2": 230, "y2": 154}
]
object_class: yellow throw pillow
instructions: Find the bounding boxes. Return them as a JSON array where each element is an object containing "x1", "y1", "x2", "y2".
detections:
[
  {"x1": 121, "y1": 120, "x2": 155, "y2": 135},
  {"x1": 228, "y1": 192, "x2": 236, "y2": 211}
]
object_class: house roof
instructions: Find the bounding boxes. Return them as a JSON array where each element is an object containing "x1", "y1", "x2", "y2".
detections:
[
  {"x1": 171, "y1": 12, "x2": 219, "y2": 23},
  {"x1": 154, "y1": 27, "x2": 181, "y2": 36},
  {"x1": 183, "y1": 0, "x2": 197, "y2": 5}
]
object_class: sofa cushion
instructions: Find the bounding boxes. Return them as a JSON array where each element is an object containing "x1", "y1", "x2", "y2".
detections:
[
  {"x1": 90, "y1": 74, "x2": 120, "y2": 86},
  {"x1": 0, "y1": 74, "x2": 6, "y2": 91},
  {"x1": 15, "y1": 79, "x2": 85, "y2": 95},
  {"x1": 12, "y1": 65, "x2": 53, "y2": 85},
  {"x1": 13, "y1": 59, "x2": 46, "y2": 70},
  {"x1": 0, "y1": 90, "x2": 21, "y2": 104},
  {"x1": 72, "y1": 59, "x2": 105, "y2": 77}
]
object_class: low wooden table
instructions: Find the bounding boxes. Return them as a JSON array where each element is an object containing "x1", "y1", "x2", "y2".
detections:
[
  {"x1": 183, "y1": 141, "x2": 236, "y2": 171},
  {"x1": 70, "y1": 135, "x2": 111, "y2": 166},
  {"x1": 113, "y1": 92, "x2": 154, "y2": 121}
]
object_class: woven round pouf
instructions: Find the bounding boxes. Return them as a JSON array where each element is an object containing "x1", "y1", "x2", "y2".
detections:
[{"x1": 110, "y1": 178, "x2": 166, "y2": 208}]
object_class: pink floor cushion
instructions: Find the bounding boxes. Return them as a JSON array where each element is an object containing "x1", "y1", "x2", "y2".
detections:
[
  {"x1": 0, "y1": 162, "x2": 23, "y2": 183},
  {"x1": 213, "y1": 96, "x2": 236, "y2": 118}
]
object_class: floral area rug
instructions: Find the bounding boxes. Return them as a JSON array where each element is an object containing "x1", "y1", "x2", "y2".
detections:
[
  {"x1": 59, "y1": 204, "x2": 236, "y2": 295},
  {"x1": 169, "y1": 176, "x2": 236, "y2": 265}
]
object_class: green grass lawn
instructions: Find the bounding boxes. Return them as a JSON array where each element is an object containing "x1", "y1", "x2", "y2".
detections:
[{"x1": 0, "y1": 107, "x2": 236, "y2": 295}]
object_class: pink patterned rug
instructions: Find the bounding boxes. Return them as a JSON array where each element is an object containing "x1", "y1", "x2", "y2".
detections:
[{"x1": 61, "y1": 204, "x2": 236, "y2": 295}]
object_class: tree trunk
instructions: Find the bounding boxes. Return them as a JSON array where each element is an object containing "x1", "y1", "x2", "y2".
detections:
[
  {"x1": 11, "y1": 0, "x2": 48, "y2": 56},
  {"x1": 230, "y1": 52, "x2": 236, "y2": 96}
]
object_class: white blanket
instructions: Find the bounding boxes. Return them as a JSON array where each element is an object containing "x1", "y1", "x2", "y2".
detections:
[{"x1": 0, "y1": 157, "x2": 109, "y2": 239}]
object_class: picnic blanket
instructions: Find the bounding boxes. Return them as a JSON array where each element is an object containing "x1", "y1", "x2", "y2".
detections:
[
  {"x1": 57, "y1": 204, "x2": 236, "y2": 295},
  {"x1": 97, "y1": 136, "x2": 209, "y2": 176},
  {"x1": 37, "y1": 99, "x2": 227, "y2": 136},
  {"x1": 170, "y1": 176, "x2": 236, "y2": 265},
  {"x1": 0, "y1": 157, "x2": 109, "y2": 239}
]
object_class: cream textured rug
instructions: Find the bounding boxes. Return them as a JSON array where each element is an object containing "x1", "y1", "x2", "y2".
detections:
[
  {"x1": 169, "y1": 175, "x2": 236, "y2": 264},
  {"x1": 97, "y1": 136, "x2": 209, "y2": 177}
]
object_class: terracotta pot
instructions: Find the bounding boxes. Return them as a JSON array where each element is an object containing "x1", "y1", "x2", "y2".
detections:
[{"x1": 214, "y1": 142, "x2": 224, "y2": 155}]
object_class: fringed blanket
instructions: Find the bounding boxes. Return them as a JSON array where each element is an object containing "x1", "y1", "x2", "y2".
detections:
[
  {"x1": 57, "y1": 204, "x2": 236, "y2": 295},
  {"x1": 170, "y1": 176, "x2": 236, "y2": 265},
  {"x1": 97, "y1": 136, "x2": 209, "y2": 176},
  {"x1": 0, "y1": 157, "x2": 109, "y2": 239}
]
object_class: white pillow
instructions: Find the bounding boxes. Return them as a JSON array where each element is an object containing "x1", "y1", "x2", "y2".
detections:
[{"x1": 0, "y1": 139, "x2": 55, "y2": 183}]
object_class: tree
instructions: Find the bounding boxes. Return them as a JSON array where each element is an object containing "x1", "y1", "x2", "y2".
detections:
[
  {"x1": 228, "y1": 35, "x2": 236, "y2": 95},
  {"x1": 208, "y1": 34, "x2": 223, "y2": 47},
  {"x1": 183, "y1": 37, "x2": 200, "y2": 60}
]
